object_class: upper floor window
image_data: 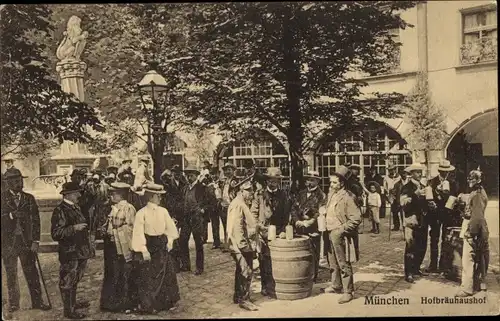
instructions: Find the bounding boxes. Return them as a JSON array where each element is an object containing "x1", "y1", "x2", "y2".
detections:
[{"x1": 461, "y1": 7, "x2": 497, "y2": 64}]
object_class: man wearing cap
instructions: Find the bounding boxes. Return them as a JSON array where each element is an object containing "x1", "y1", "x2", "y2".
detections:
[
  {"x1": 100, "y1": 182, "x2": 138, "y2": 313},
  {"x1": 400, "y1": 162, "x2": 430, "y2": 283},
  {"x1": 392, "y1": 169, "x2": 410, "y2": 232},
  {"x1": 51, "y1": 182, "x2": 92, "y2": 319},
  {"x1": 291, "y1": 170, "x2": 326, "y2": 282},
  {"x1": 131, "y1": 183, "x2": 180, "y2": 314},
  {"x1": 179, "y1": 167, "x2": 211, "y2": 275},
  {"x1": 423, "y1": 159, "x2": 459, "y2": 274},
  {"x1": 1, "y1": 168, "x2": 51, "y2": 313},
  {"x1": 320, "y1": 165, "x2": 361, "y2": 304},
  {"x1": 456, "y1": 168, "x2": 489, "y2": 297},
  {"x1": 227, "y1": 179, "x2": 259, "y2": 311},
  {"x1": 251, "y1": 167, "x2": 292, "y2": 298},
  {"x1": 220, "y1": 162, "x2": 239, "y2": 251}
]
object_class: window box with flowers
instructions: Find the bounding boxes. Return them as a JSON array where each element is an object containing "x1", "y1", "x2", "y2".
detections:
[{"x1": 460, "y1": 6, "x2": 497, "y2": 65}]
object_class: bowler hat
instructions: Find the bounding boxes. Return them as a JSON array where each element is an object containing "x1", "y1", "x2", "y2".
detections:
[
  {"x1": 60, "y1": 182, "x2": 82, "y2": 195},
  {"x1": 348, "y1": 164, "x2": 361, "y2": 170},
  {"x1": 184, "y1": 167, "x2": 200, "y2": 176},
  {"x1": 143, "y1": 183, "x2": 166, "y2": 194},
  {"x1": 405, "y1": 162, "x2": 425, "y2": 173},
  {"x1": 2, "y1": 168, "x2": 27, "y2": 180},
  {"x1": 437, "y1": 159, "x2": 455, "y2": 172},
  {"x1": 121, "y1": 158, "x2": 132, "y2": 164},
  {"x1": 331, "y1": 165, "x2": 350, "y2": 182},
  {"x1": 109, "y1": 181, "x2": 131, "y2": 191},
  {"x1": 304, "y1": 170, "x2": 321, "y2": 180},
  {"x1": 265, "y1": 167, "x2": 283, "y2": 179},
  {"x1": 222, "y1": 162, "x2": 236, "y2": 170}
]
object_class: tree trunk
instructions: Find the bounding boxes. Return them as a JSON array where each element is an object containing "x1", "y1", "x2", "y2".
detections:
[
  {"x1": 152, "y1": 135, "x2": 165, "y2": 184},
  {"x1": 288, "y1": 139, "x2": 305, "y2": 194}
]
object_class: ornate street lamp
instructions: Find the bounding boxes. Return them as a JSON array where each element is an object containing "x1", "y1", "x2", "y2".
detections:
[{"x1": 137, "y1": 63, "x2": 169, "y2": 183}]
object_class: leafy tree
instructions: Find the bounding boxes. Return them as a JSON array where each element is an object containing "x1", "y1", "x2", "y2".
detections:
[
  {"x1": 46, "y1": 4, "x2": 204, "y2": 182},
  {"x1": 0, "y1": 4, "x2": 103, "y2": 159},
  {"x1": 181, "y1": 1, "x2": 418, "y2": 192},
  {"x1": 403, "y1": 71, "x2": 448, "y2": 178}
]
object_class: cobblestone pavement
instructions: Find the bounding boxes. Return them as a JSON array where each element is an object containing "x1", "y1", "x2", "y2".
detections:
[{"x1": 3, "y1": 205, "x2": 499, "y2": 319}]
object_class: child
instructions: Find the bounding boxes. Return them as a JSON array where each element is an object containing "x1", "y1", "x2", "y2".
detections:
[{"x1": 367, "y1": 182, "x2": 382, "y2": 234}]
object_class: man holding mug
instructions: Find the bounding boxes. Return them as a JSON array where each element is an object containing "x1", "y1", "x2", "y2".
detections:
[{"x1": 423, "y1": 159, "x2": 459, "y2": 274}]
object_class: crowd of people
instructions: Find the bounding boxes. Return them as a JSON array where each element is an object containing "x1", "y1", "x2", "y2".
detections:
[{"x1": 0, "y1": 155, "x2": 491, "y2": 318}]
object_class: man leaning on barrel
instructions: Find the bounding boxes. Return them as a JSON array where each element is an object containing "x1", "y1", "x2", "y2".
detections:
[{"x1": 320, "y1": 165, "x2": 361, "y2": 304}]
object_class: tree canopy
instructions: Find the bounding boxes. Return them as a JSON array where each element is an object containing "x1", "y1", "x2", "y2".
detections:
[{"x1": 0, "y1": 4, "x2": 103, "y2": 158}]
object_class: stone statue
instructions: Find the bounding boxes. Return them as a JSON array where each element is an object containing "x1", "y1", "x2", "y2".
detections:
[{"x1": 56, "y1": 15, "x2": 88, "y2": 61}]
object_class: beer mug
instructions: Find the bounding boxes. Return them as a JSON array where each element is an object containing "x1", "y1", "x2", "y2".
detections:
[
  {"x1": 268, "y1": 225, "x2": 277, "y2": 241},
  {"x1": 317, "y1": 215, "x2": 326, "y2": 232},
  {"x1": 442, "y1": 180, "x2": 450, "y2": 192},
  {"x1": 445, "y1": 195, "x2": 457, "y2": 210},
  {"x1": 425, "y1": 186, "x2": 434, "y2": 200},
  {"x1": 285, "y1": 225, "x2": 294, "y2": 241}
]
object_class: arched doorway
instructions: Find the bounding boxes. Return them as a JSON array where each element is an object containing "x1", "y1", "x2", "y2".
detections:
[
  {"x1": 216, "y1": 130, "x2": 290, "y2": 186},
  {"x1": 314, "y1": 121, "x2": 412, "y2": 193},
  {"x1": 446, "y1": 109, "x2": 498, "y2": 197}
]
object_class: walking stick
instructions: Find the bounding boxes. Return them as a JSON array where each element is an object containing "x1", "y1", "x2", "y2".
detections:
[
  {"x1": 388, "y1": 206, "x2": 392, "y2": 241},
  {"x1": 35, "y1": 253, "x2": 52, "y2": 309}
]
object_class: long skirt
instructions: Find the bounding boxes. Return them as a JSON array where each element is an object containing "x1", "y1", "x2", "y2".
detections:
[
  {"x1": 137, "y1": 234, "x2": 180, "y2": 313},
  {"x1": 100, "y1": 236, "x2": 139, "y2": 312}
]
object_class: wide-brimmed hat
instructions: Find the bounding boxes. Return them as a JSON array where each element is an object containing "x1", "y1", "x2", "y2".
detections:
[
  {"x1": 143, "y1": 183, "x2": 166, "y2": 194},
  {"x1": 437, "y1": 159, "x2": 455, "y2": 172},
  {"x1": 366, "y1": 180, "x2": 382, "y2": 193},
  {"x1": 222, "y1": 162, "x2": 236, "y2": 170},
  {"x1": 184, "y1": 167, "x2": 200, "y2": 176},
  {"x1": 2, "y1": 168, "x2": 27, "y2": 180},
  {"x1": 2, "y1": 155, "x2": 15, "y2": 162},
  {"x1": 139, "y1": 155, "x2": 150, "y2": 162},
  {"x1": 109, "y1": 181, "x2": 131, "y2": 192},
  {"x1": 330, "y1": 165, "x2": 350, "y2": 182},
  {"x1": 121, "y1": 158, "x2": 132, "y2": 164},
  {"x1": 405, "y1": 162, "x2": 425, "y2": 173},
  {"x1": 304, "y1": 170, "x2": 321, "y2": 180},
  {"x1": 60, "y1": 182, "x2": 83, "y2": 195},
  {"x1": 348, "y1": 164, "x2": 361, "y2": 170},
  {"x1": 265, "y1": 167, "x2": 283, "y2": 179}
]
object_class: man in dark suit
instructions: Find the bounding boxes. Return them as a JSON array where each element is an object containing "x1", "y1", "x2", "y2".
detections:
[
  {"x1": 291, "y1": 170, "x2": 326, "y2": 282},
  {"x1": 423, "y1": 159, "x2": 459, "y2": 274},
  {"x1": 392, "y1": 169, "x2": 410, "y2": 232},
  {"x1": 400, "y1": 163, "x2": 431, "y2": 283},
  {"x1": 179, "y1": 167, "x2": 211, "y2": 275},
  {"x1": 1, "y1": 168, "x2": 51, "y2": 313},
  {"x1": 51, "y1": 182, "x2": 92, "y2": 319}
]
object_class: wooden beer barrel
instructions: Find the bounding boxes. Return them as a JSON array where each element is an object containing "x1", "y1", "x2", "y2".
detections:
[{"x1": 269, "y1": 235, "x2": 314, "y2": 300}]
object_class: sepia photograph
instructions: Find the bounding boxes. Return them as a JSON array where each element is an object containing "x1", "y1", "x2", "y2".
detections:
[{"x1": 0, "y1": 1, "x2": 498, "y2": 319}]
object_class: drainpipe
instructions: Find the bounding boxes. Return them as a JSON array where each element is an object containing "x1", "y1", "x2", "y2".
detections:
[{"x1": 417, "y1": 2, "x2": 429, "y2": 73}]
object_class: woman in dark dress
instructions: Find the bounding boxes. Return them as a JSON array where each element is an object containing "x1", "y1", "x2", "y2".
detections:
[
  {"x1": 100, "y1": 182, "x2": 139, "y2": 313},
  {"x1": 131, "y1": 183, "x2": 180, "y2": 314}
]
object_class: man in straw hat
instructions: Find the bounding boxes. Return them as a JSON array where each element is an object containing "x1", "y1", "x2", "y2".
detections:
[
  {"x1": 227, "y1": 179, "x2": 259, "y2": 311},
  {"x1": 51, "y1": 181, "x2": 92, "y2": 319},
  {"x1": 219, "y1": 162, "x2": 239, "y2": 251},
  {"x1": 250, "y1": 167, "x2": 293, "y2": 298},
  {"x1": 117, "y1": 159, "x2": 134, "y2": 185},
  {"x1": 455, "y1": 168, "x2": 489, "y2": 297},
  {"x1": 1, "y1": 168, "x2": 51, "y2": 313},
  {"x1": 178, "y1": 167, "x2": 212, "y2": 275},
  {"x1": 319, "y1": 165, "x2": 361, "y2": 304},
  {"x1": 291, "y1": 170, "x2": 326, "y2": 282},
  {"x1": 131, "y1": 183, "x2": 180, "y2": 314},
  {"x1": 399, "y1": 162, "x2": 431, "y2": 283},
  {"x1": 423, "y1": 159, "x2": 459, "y2": 274}
]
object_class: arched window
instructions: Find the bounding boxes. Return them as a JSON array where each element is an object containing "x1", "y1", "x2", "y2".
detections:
[{"x1": 315, "y1": 122, "x2": 412, "y2": 192}]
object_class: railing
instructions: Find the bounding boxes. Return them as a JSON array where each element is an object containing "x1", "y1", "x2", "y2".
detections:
[{"x1": 460, "y1": 37, "x2": 498, "y2": 65}]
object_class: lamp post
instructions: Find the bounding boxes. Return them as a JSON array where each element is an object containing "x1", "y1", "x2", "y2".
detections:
[{"x1": 137, "y1": 62, "x2": 169, "y2": 183}]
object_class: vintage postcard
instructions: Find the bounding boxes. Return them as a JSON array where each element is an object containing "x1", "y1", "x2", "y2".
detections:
[{"x1": 1, "y1": 1, "x2": 498, "y2": 319}]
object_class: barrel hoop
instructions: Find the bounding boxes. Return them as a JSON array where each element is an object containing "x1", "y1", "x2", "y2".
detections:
[
  {"x1": 274, "y1": 277, "x2": 313, "y2": 284},
  {"x1": 271, "y1": 256, "x2": 313, "y2": 262},
  {"x1": 269, "y1": 247, "x2": 311, "y2": 252}
]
